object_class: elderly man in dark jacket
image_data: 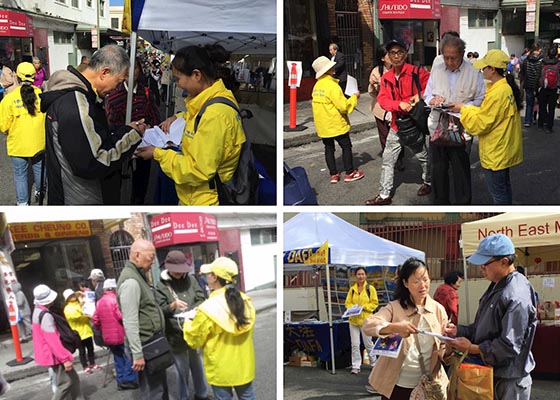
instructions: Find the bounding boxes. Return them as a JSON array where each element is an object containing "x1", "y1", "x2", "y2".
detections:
[{"x1": 446, "y1": 234, "x2": 537, "y2": 400}]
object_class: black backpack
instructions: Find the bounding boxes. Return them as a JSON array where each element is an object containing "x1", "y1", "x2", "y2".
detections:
[
  {"x1": 39, "y1": 310, "x2": 81, "y2": 353},
  {"x1": 194, "y1": 97, "x2": 259, "y2": 205}
]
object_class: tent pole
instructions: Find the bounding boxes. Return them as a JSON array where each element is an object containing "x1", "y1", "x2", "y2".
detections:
[
  {"x1": 325, "y1": 262, "x2": 336, "y2": 374},
  {"x1": 461, "y1": 236, "x2": 470, "y2": 323},
  {"x1": 126, "y1": 31, "x2": 138, "y2": 124},
  {"x1": 315, "y1": 266, "x2": 320, "y2": 319}
]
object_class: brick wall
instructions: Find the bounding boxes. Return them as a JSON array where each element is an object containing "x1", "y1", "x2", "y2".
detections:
[
  {"x1": 440, "y1": 6, "x2": 461, "y2": 39},
  {"x1": 359, "y1": 0, "x2": 375, "y2": 79}
]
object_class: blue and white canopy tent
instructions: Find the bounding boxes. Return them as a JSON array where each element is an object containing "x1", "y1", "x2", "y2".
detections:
[{"x1": 284, "y1": 212, "x2": 425, "y2": 373}]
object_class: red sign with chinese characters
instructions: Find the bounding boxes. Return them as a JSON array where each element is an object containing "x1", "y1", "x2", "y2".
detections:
[
  {"x1": 0, "y1": 10, "x2": 34, "y2": 37},
  {"x1": 378, "y1": 0, "x2": 441, "y2": 20},
  {"x1": 150, "y1": 213, "x2": 219, "y2": 248}
]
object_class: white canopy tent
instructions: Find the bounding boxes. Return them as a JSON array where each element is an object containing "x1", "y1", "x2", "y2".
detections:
[
  {"x1": 461, "y1": 213, "x2": 560, "y2": 320},
  {"x1": 284, "y1": 212, "x2": 425, "y2": 373}
]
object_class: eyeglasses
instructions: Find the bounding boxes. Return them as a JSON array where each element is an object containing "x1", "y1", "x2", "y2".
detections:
[
  {"x1": 388, "y1": 50, "x2": 406, "y2": 57},
  {"x1": 482, "y1": 257, "x2": 501, "y2": 267}
]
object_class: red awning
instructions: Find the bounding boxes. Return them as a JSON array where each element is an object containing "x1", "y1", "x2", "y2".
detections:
[
  {"x1": 0, "y1": 10, "x2": 33, "y2": 37},
  {"x1": 150, "y1": 213, "x2": 219, "y2": 248},
  {"x1": 378, "y1": 0, "x2": 441, "y2": 20}
]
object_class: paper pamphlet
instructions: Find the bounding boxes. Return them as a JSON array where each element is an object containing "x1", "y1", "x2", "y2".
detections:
[
  {"x1": 342, "y1": 305, "x2": 363, "y2": 318},
  {"x1": 138, "y1": 117, "x2": 185, "y2": 148},
  {"x1": 174, "y1": 308, "x2": 198, "y2": 321},
  {"x1": 417, "y1": 330, "x2": 453, "y2": 342},
  {"x1": 371, "y1": 334, "x2": 403, "y2": 358},
  {"x1": 344, "y1": 75, "x2": 358, "y2": 97}
]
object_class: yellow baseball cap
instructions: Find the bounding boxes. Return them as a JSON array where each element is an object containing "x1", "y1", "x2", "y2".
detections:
[
  {"x1": 16, "y1": 62, "x2": 36, "y2": 82},
  {"x1": 473, "y1": 49, "x2": 510, "y2": 70},
  {"x1": 200, "y1": 257, "x2": 238, "y2": 283}
]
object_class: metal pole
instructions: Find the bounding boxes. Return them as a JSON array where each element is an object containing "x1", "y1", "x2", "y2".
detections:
[
  {"x1": 535, "y1": 0, "x2": 541, "y2": 43},
  {"x1": 494, "y1": 9, "x2": 502, "y2": 50},
  {"x1": 126, "y1": 31, "x2": 138, "y2": 124},
  {"x1": 325, "y1": 262, "x2": 336, "y2": 374},
  {"x1": 96, "y1": 0, "x2": 101, "y2": 50},
  {"x1": 460, "y1": 235, "x2": 470, "y2": 323}
]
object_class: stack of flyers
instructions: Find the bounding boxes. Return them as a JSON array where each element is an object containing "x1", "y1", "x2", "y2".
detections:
[{"x1": 371, "y1": 334, "x2": 403, "y2": 358}]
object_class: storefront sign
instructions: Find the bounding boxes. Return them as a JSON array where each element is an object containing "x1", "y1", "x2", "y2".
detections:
[
  {"x1": 526, "y1": 0, "x2": 536, "y2": 32},
  {"x1": 0, "y1": 10, "x2": 34, "y2": 37},
  {"x1": 150, "y1": 213, "x2": 219, "y2": 248},
  {"x1": 9, "y1": 221, "x2": 92, "y2": 242},
  {"x1": 378, "y1": 0, "x2": 441, "y2": 20}
]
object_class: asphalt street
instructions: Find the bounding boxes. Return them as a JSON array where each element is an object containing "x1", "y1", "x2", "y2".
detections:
[
  {"x1": 2, "y1": 307, "x2": 276, "y2": 400},
  {"x1": 283, "y1": 363, "x2": 560, "y2": 399},
  {"x1": 284, "y1": 123, "x2": 560, "y2": 205}
]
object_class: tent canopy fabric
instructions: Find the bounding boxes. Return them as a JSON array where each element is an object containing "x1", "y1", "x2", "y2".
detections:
[
  {"x1": 131, "y1": 0, "x2": 276, "y2": 54},
  {"x1": 283, "y1": 213, "x2": 425, "y2": 267},
  {"x1": 461, "y1": 213, "x2": 560, "y2": 255}
]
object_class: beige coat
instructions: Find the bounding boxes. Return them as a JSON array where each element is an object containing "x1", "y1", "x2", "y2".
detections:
[
  {"x1": 368, "y1": 65, "x2": 391, "y2": 121},
  {"x1": 362, "y1": 296, "x2": 449, "y2": 398}
]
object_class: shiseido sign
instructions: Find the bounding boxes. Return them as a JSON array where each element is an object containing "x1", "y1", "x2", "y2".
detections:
[{"x1": 378, "y1": 0, "x2": 441, "y2": 20}]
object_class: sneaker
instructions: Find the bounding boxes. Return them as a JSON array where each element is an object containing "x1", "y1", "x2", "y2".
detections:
[
  {"x1": 523, "y1": 123, "x2": 531, "y2": 128},
  {"x1": 330, "y1": 173, "x2": 340, "y2": 184},
  {"x1": 365, "y1": 384, "x2": 377, "y2": 394},
  {"x1": 417, "y1": 183, "x2": 432, "y2": 196},
  {"x1": 545, "y1": 127, "x2": 553, "y2": 134},
  {"x1": 365, "y1": 195, "x2": 392, "y2": 206},
  {"x1": 84, "y1": 367, "x2": 93, "y2": 374},
  {"x1": 344, "y1": 170, "x2": 364, "y2": 182},
  {"x1": 351, "y1": 368, "x2": 360, "y2": 374},
  {"x1": 91, "y1": 364, "x2": 103, "y2": 371}
]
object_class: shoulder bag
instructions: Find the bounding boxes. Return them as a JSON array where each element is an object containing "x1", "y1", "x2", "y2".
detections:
[
  {"x1": 408, "y1": 66, "x2": 431, "y2": 137},
  {"x1": 429, "y1": 112, "x2": 465, "y2": 147},
  {"x1": 409, "y1": 333, "x2": 446, "y2": 400}
]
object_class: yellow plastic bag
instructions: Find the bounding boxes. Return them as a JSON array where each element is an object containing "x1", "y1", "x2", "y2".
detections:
[{"x1": 447, "y1": 351, "x2": 493, "y2": 400}]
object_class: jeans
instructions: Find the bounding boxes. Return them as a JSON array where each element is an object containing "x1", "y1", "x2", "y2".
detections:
[
  {"x1": 524, "y1": 89, "x2": 536, "y2": 125},
  {"x1": 483, "y1": 167, "x2": 512, "y2": 205},
  {"x1": 139, "y1": 368, "x2": 169, "y2": 400},
  {"x1": 349, "y1": 323, "x2": 373, "y2": 370},
  {"x1": 10, "y1": 156, "x2": 43, "y2": 205},
  {"x1": 379, "y1": 129, "x2": 430, "y2": 197},
  {"x1": 212, "y1": 382, "x2": 255, "y2": 400},
  {"x1": 322, "y1": 133, "x2": 354, "y2": 175},
  {"x1": 172, "y1": 347, "x2": 208, "y2": 400},
  {"x1": 494, "y1": 375, "x2": 532, "y2": 400},
  {"x1": 110, "y1": 344, "x2": 137, "y2": 384}
]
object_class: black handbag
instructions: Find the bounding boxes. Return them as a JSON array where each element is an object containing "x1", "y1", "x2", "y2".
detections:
[
  {"x1": 395, "y1": 115, "x2": 425, "y2": 148},
  {"x1": 141, "y1": 330, "x2": 175, "y2": 375},
  {"x1": 409, "y1": 67, "x2": 431, "y2": 137}
]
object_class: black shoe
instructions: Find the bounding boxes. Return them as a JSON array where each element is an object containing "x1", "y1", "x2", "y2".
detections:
[{"x1": 117, "y1": 382, "x2": 139, "y2": 390}]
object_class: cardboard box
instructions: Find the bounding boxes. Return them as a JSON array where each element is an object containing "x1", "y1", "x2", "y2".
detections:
[{"x1": 289, "y1": 356, "x2": 317, "y2": 367}]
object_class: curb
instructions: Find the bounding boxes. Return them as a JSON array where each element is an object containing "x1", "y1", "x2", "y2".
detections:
[
  {"x1": 283, "y1": 121, "x2": 374, "y2": 148},
  {"x1": 255, "y1": 303, "x2": 276, "y2": 314}
]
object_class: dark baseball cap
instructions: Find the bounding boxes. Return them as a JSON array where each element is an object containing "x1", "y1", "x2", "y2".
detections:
[
  {"x1": 386, "y1": 39, "x2": 407, "y2": 51},
  {"x1": 164, "y1": 250, "x2": 189, "y2": 273}
]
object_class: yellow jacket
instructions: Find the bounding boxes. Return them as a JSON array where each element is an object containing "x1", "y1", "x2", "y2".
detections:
[
  {"x1": 183, "y1": 287, "x2": 255, "y2": 386},
  {"x1": 153, "y1": 79, "x2": 245, "y2": 205},
  {"x1": 0, "y1": 85, "x2": 45, "y2": 157},
  {"x1": 63, "y1": 301, "x2": 93, "y2": 340},
  {"x1": 460, "y1": 78, "x2": 523, "y2": 171},
  {"x1": 344, "y1": 281, "x2": 379, "y2": 326},
  {"x1": 312, "y1": 74, "x2": 357, "y2": 138}
]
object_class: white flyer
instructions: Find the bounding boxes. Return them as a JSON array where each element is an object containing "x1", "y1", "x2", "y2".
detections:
[
  {"x1": 138, "y1": 117, "x2": 185, "y2": 148},
  {"x1": 417, "y1": 330, "x2": 453, "y2": 342},
  {"x1": 344, "y1": 75, "x2": 358, "y2": 97}
]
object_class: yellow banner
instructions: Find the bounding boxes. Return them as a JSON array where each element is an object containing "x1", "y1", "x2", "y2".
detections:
[
  {"x1": 9, "y1": 221, "x2": 92, "y2": 242},
  {"x1": 121, "y1": 0, "x2": 132, "y2": 34},
  {"x1": 305, "y1": 241, "x2": 329, "y2": 264}
]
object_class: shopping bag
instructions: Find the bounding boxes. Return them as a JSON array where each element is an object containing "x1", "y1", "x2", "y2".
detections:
[
  {"x1": 430, "y1": 113, "x2": 465, "y2": 147},
  {"x1": 283, "y1": 162, "x2": 318, "y2": 205},
  {"x1": 447, "y1": 351, "x2": 493, "y2": 400}
]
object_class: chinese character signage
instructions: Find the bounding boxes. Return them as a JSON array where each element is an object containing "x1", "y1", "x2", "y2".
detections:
[{"x1": 150, "y1": 213, "x2": 219, "y2": 248}]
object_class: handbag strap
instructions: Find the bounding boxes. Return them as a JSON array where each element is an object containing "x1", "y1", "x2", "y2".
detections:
[
  {"x1": 413, "y1": 332, "x2": 429, "y2": 377},
  {"x1": 412, "y1": 66, "x2": 424, "y2": 101}
]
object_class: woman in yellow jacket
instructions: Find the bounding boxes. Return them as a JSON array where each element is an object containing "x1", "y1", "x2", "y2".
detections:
[
  {"x1": 63, "y1": 289, "x2": 101, "y2": 374},
  {"x1": 183, "y1": 257, "x2": 256, "y2": 400},
  {"x1": 450, "y1": 49, "x2": 523, "y2": 205},
  {"x1": 344, "y1": 267, "x2": 379, "y2": 374},
  {"x1": 135, "y1": 44, "x2": 245, "y2": 205},
  {"x1": 311, "y1": 56, "x2": 364, "y2": 184},
  {"x1": 0, "y1": 62, "x2": 46, "y2": 206}
]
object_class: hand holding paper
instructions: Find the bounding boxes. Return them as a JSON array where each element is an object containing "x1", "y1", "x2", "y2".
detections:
[{"x1": 344, "y1": 75, "x2": 359, "y2": 97}]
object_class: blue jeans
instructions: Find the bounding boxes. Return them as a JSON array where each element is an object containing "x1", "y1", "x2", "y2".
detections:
[
  {"x1": 524, "y1": 89, "x2": 535, "y2": 125},
  {"x1": 483, "y1": 167, "x2": 512, "y2": 205},
  {"x1": 212, "y1": 382, "x2": 255, "y2": 400},
  {"x1": 109, "y1": 344, "x2": 137, "y2": 384},
  {"x1": 172, "y1": 348, "x2": 208, "y2": 400},
  {"x1": 10, "y1": 156, "x2": 43, "y2": 205}
]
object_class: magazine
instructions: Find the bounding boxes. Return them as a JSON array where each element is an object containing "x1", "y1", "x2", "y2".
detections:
[
  {"x1": 371, "y1": 334, "x2": 403, "y2": 358},
  {"x1": 342, "y1": 305, "x2": 363, "y2": 318}
]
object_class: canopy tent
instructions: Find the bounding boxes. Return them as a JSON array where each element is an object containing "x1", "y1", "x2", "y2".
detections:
[
  {"x1": 284, "y1": 212, "x2": 425, "y2": 373},
  {"x1": 460, "y1": 213, "x2": 560, "y2": 321},
  {"x1": 127, "y1": 0, "x2": 276, "y2": 55}
]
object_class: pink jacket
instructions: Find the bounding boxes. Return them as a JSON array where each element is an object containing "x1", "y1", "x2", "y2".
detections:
[
  {"x1": 92, "y1": 291, "x2": 125, "y2": 345},
  {"x1": 32, "y1": 305, "x2": 74, "y2": 367}
]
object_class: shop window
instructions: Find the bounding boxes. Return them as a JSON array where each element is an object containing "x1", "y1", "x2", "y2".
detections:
[
  {"x1": 54, "y1": 32, "x2": 73, "y2": 44},
  {"x1": 250, "y1": 228, "x2": 277, "y2": 245},
  {"x1": 111, "y1": 18, "x2": 120, "y2": 29},
  {"x1": 468, "y1": 9, "x2": 495, "y2": 28}
]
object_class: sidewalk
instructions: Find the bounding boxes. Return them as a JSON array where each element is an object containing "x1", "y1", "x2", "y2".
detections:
[
  {"x1": 283, "y1": 94, "x2": 375, "y2": 148},
  {"x1": 0, "y1": 287, "x2": 276, "y2": 382}
]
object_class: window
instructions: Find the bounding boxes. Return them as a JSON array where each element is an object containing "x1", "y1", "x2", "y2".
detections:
[
  {"x1": 87, "y1": 0, "x2": 92, "y2": 6},
  {"x1": 250, "y1": 228, "x2": 277, "y2": 245},
  {"x1": 111, "y1": 18, "x2": 119, "y2": 29},
  {"x1": 55, "y1": 0, "x2": 66, "y2": 4},
  {"x1": 54, "y1": 32, "x2": 73, "y2": 44},
  {"x1": 468, "y1": 9, "x2": 496, "y2": 28},
  {"x1": 72, "y1": 0, "x2": 78, "y2": 7},
  {"x1": 99, "y1": 1, "x2": 105, "y2": 17}
]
